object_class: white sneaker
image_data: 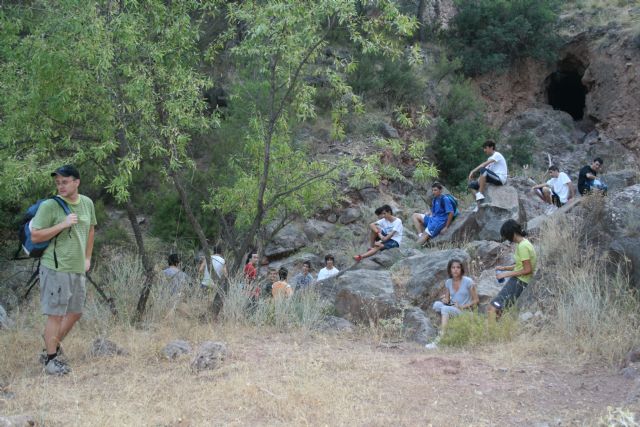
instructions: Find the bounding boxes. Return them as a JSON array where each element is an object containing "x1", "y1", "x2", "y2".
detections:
[
  {"x1": 417, "y1": 232, "x2": 424, "y2": 239},
  {"x1": 44, "y1": 357, "x2": 71, "y2": 376},
  {"x1": 472, "y1": 205, "x2": 479, "y2": 213},
  {"x1": 475, "y1": 192, "x2": 485, "y2": 201},
  {"x1": 425, "y1": 336, "x2": 440, "y2": 350},
  {"x1": 545, "y1": 205, "x2": 558, "y2": 216}
]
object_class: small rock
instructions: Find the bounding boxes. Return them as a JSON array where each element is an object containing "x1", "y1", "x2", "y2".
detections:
[
  {"x1": 621, "y1": 366, "x2": 639, "y2": 380},
  {"x1": 326, "y1": 213, "x2": 338, "y2": 223},
  {"x1": 162, "y1": 340, "x2": 192, "y2": 361},
  {"x1": 625, "y1": 347, "x2": 640, "y2": 365},
  {"x1": 338, "y1": 207, "x2": 360, "y2": 225},
  {"x1": 316, "y1": 316, "x2": 355, "y2": 333},
  {"x1": 190, "y1": 341, "x2": 227, "y2": 372},
  {"x1": 0, "y1": 414, "x2": 37, "y2": 427},
  {"x1": 89, "y1": 337, "x2": 128, "y2": 357},
  {"x1": 380, "y1": 123, "x2": 399, "y2": 139},
  {"x1": 519, "y1": 311, "x2": 534, "y2": 322}
]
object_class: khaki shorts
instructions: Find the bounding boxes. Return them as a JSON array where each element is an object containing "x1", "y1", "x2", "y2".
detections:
[{"x1": 40, "y1": 265, "x2": 86, "y2": 316}]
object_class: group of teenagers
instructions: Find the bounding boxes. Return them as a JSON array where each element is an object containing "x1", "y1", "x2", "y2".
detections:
[{"x1": 346, "y1": 140, "x2": 607, "y2": 348}]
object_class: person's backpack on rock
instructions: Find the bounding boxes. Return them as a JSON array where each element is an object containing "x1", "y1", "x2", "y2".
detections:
[{"x1": 440, "y1": 194, "x2": 459, "y2": 220}]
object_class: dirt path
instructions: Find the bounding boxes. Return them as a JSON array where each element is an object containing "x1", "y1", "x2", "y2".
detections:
[{"x1": 1, "y1": 327, "x2": 638, "y2": 426}]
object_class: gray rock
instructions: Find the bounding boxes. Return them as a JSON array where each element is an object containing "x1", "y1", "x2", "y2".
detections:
[
  {"x1": 338, "y1": 207, "x2": 361, "y2": 225},
  {"x1": 326, "y1": 213, "x2": 338, "y2": 223},
  {"x1": 403, "y1": 307, "x2": 437, "y2": 344},
  {"x1": 475, "y1": 185, "x2": 524, "y2": 241},
  {"x1": 625, "y1": 348, "x2": 640, "y2": 366},
  {"x1": 89, "y1": 337, "x2": 128, "y2": 357},
  {"x1": 466, "y1": 240, "x2": 512, "y2": 268},
  {"x1": 519, "y1": 311, "x2": 534, "y2": 322},
  {"x1": 190, "y1": 341, "x2": 228, "y2": 372},
  {"x1": 303, "y1": 219, "x2": 335, "y2": 241},
  {"x1": 162, "y1": 340, "x2": 192, "y2": 360},
  {"x1": 331, "y1": 270, "x2": 398, "y2": 323},
  {"x1": 437, "y1": 211, "x2": 480, "y2": 244},
  {"x1": 610, "y1": 238, "x2": 640, "y2": 291},
  {"x1": 0, "y1": 304, "x2": 12, "y2": 329},
  {"x1": 380, "y1": 123, "x2": 399, "y2": 139},
  {"x1": 390, "y1": 248, "x2": 470, "y2": 304},
  {"x1": 369, "y1": 247, "x2": 421, "y2": 269},
  {"x1": 476, "y1": 270, "x2": 503, "y2": 307},
  {"x1": 264, "y1": 222, "x2": 309, "y2": 258},
  {"x1": 358, "y1": 187, "x2": 381, "y2": 204},
  {"x1": 0, "y1": 415, "x2": 36, "y2": 427},
  {"x1": 620, "y1": 366, "x2": 639, "y2": 380},
  {"x1": 601, "y1": 169, "x2": 637, "y2": 193},
  {"x1": 268, "y1": 253, "x2": 324, "y2": 277},
  {"x1": 316, "y1": 316, "x2": 355, "y2": 333},
  {"x1": 604, "y1": 185, "x2": 640, "y2": 289}
]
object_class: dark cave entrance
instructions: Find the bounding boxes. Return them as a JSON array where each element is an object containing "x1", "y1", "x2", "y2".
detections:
[{"x1": 545, "y1": 57, "x2": 588, "y2": 121}]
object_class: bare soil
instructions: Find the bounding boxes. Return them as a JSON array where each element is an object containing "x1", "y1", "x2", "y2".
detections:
[{"x1": 1, "y1": 325, "x2": 638, "y2": 426}]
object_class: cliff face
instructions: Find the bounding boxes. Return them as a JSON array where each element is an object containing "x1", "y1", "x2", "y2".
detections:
[{"x1": 473, "y1": 24, "x2": 640, "y2": 156}]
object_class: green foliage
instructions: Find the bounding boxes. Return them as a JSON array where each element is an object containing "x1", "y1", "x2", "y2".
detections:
[
  {"x1": 348, "y1": 52, "x2": 425, "y2": 105},
  {"x1": 503, "y1": 133, "x2": 535, "y2": 169},
  {"x1": 447, "y1": 0, "x2": 562, "y2": 76},
  {"x1": 439, "y1": 311, "x2": 519, "y2": 347},
  {"x1": 433, "y1": 79, "x2": 494, "y2": 186}
]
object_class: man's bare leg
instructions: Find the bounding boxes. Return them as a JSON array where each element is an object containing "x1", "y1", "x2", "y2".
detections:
[
  {"x1": 44, "y1": 315, "x2": 64, "y2": 354},
  {"x1": 412, "y1": 213, "x2": 425, "y2": 235},
  {"x1": 58, "y1": 312, "x2": 82, "y2": 343}
]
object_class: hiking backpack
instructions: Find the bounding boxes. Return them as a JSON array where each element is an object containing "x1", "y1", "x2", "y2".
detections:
[
  {"x1": 439, "y1": 194, "x2": 459, "y2": 219},
  {"x1": 18, "y1": 196, "x2": 71, "y2": 262}
]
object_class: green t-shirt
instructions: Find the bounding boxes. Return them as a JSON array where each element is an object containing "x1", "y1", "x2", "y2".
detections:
[
  {"x1": 514, "y1": 238, "x2": 537, "y2": 284},
  {"x1": 31, "y1": 194, "x2": 97, "y2": 274}
]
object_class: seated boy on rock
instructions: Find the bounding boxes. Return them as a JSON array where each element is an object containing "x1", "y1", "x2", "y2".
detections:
[
  {"x1": 354, "y1": 204, "x2": 403, "y2": 262},
  {"x1": 411, "y1": 182, "x2": 455, "y2": 246}
]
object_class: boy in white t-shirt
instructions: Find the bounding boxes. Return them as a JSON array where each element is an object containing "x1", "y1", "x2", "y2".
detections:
[
  {"x1": 467, "y1": 140, "x2": 508, "y2": 212},
  {"x1": 354, "y1": 204, "x2": 403, "y2": 262},
  {"x1": 532, "y1": 164, "x2": 574, "y2": 214}
]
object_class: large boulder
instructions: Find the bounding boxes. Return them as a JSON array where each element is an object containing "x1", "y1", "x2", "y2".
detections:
[
  {"x1": 390, "y1": 248, "x2": 470, "y2": 306},
  {"x1": 338, "y1": 207, "x2": 361, "y2": 225},
  {"x1": 329, "y1": 270, "x2": 398, "y2": 323},
  {"x1": 601, "y1": 169, "x2": 637, "y2": 193},
  {"x1": 466, "y1": 240, "x2": 512, "y2": 268},
  {"x1": 265, "y1": 222, "x2": 309, "y2": 258},
  {"x1": 475, "y1": 270, "x2": 503, "y2": 307},
  {"x1": 403, "y1": 307, "x2": 437, "y2": 344},
  {"x1": 475, "y1": 185, "x2": 524, "y2": 241},
  {"x1": 368, "y1": 247, "x2": 422, "y2": 269},
  {"x1": 303, "y1": 219, "x2": 335, "y2": 241},
  {"x1": 605, "y1": 184, "x2": 640, "y2": 289}
]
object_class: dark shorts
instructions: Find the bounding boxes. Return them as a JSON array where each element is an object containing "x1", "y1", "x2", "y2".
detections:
[
  {"x1": 535, "y1": 188, "x2": 564, "y2": 207},
  {"x1": 468, "y1": 168, "x2": 503, "y2": 190},
  {"x1": 491, "y1": 277, "x2": 526, "y2": 311},
  {"x1": 381, "y1": 239, "x2": 399, "y2": 251}
]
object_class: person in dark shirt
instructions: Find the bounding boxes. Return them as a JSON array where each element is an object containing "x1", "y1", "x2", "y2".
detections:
[{"x1": 578, "y1": 157, "x2": 607, "y2": 195}]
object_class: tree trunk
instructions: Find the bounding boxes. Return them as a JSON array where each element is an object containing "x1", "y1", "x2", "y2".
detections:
[
  {"x1": 127, "y1": 199, "x2": 156, "y2": 322},
  {"x1": 417, "y1": 0, "x2": 428, "y2": 42}
]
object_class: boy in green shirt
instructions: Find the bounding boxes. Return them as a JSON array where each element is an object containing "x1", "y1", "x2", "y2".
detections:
[{"x1": 31, "y1": 165, "x2": 97, "y2": 375}]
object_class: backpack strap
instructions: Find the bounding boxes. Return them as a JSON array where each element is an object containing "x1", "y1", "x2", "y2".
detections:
[{"x1": 50, "y1": 196, "x2": 72, "y2": 269}]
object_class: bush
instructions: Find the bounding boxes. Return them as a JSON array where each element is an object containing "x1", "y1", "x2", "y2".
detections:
[
  {"x1": 348, "y1": 53, "x2": 425, "y2": 105},
  {"x1": 433, "y1": 79, "x2": 494, "y2": 187},
  {"x1": 439, "y1": 310, "x2": 519, "y2": 347},
  {"x1": 503, "y1": 132, "x2": 534, "y2": 169},
  {"x1": 447, "y1": 0, "x2": 562, "y2": 76}
]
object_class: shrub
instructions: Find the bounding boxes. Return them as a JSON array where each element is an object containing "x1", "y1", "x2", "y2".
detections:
[
  {"x1": 503, "y1": 132, "x2": 534, "y2": 169},
  {"x1": 439, "y1": 310, "x2": 519, "y2": 347},
  {"x1": 447, "y1": 0, "x2": 562, "y2": 76},
  {"x1": 433, "y1": 79, "x2": 494, "y2": 187},
  {"x1": 348, "y1": 53, "x2": 425, "y2": 105}
]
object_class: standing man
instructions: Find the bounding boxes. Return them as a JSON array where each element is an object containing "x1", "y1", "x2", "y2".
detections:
[
  {"x1": 532, "y1": 165, "x2": 575, "y2": 214},
  {"x1": 578, "y1": 157, "x2": 607, "y2": 195},
  {"x1": 292, "y1": 261, "x2": 315, "y2": 291},
  {"x1": 31, "y1": 165, "x2": 96, "y2": 375},
  {"x1": 411, "y1": 182, "x2": 455, "y2": 246},
  {"x1": 467, "y1": 140, "x2": 508, "y2": 212}
]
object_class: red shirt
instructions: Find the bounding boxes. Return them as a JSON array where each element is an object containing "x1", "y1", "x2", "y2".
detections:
[{"x1": 244, "y1": 262, "x2": 257, "y2": 282}]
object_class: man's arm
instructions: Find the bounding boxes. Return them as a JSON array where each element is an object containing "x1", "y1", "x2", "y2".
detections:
[
  {"x1": 443, "y1": 212, "x2": 454, "y2": 231},
  {"x1": 85, "y1": 225, "x2": 95, "y2": 272},
  {"x1": 31, "y1": 214, "x2": 77, "y2": 243},
  {"x1": 468, "y1": 159, "x2": 495, "y2": 180},
  {"x1": 567, "y1": 182, "x2": 575, "y2": 200}
]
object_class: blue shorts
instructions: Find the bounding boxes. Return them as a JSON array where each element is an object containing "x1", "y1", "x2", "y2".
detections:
[
  {"x1": 381, "y1": 239, "x2": 399, "y2": 251},
  {"x1": 422, "y1": 215, "x2": 447, "y2": 238}
]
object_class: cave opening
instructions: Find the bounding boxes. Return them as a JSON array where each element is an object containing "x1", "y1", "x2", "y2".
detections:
[{"x1": 546, "y1": 57, "x2": 587, "y2": 121}]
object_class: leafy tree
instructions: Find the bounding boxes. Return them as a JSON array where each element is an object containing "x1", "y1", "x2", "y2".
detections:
[
  {"x1": 0, "y1": 0, "x2": 217, "y2": 319},
  {"x1": 447, "y1": 0, "x2": 562, "y2": 76},
  {"x1": 205, "y1": 0, "x2": 419, "y2": 266},
  {"x1": 433, "y1": 79, "x2": 494, "y2": 186}
]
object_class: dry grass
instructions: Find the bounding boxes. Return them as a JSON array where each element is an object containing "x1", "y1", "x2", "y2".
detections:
[{"x1": 532, "y1": 196, "x2": 640, "y2": 364}]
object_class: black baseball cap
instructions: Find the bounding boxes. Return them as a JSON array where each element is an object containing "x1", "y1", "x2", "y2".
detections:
[{"x1": 51, "y1": 165, "x2": 80, "y2": 179}]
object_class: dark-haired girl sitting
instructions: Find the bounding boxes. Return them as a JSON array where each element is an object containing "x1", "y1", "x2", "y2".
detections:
[
  {"x1": 489, "y1": 219, "x2": 537, "y2": 321},
  {"x1": 426, "y1": 259, "x2": 479, "y2": 349}
]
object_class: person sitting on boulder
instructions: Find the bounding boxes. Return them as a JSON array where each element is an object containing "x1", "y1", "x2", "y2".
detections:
[
  {"x1": 468, "y1": 139, "x2": 508, "y2": 212},
  {"x1": 411, "y1": 182, "x2": 455, "y2": 246},
  {"x1": 488, "y1": 219, "x2": 537, "y2": 322},
  {"x1": 425, "y1": 258, "x2": 479, "y2": 350},
  {"x1": 578, "y1": 157, "x2": 608, "y2": 195},
  {"x1": 317, "y1": 254, "x2": 340, "y2": 281},
  {"x1": 272, "y1": 267, "x2": 293, "y2": 299},
  {"x1": 532, "y1": 165, "x2": 575, "y2": 215},
  {"x1": 292, "y1": 261, "x2": 315, "y2": 291},
  {"x1": 354, "y1": 204, "x2": 403, "y2": 262}
]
